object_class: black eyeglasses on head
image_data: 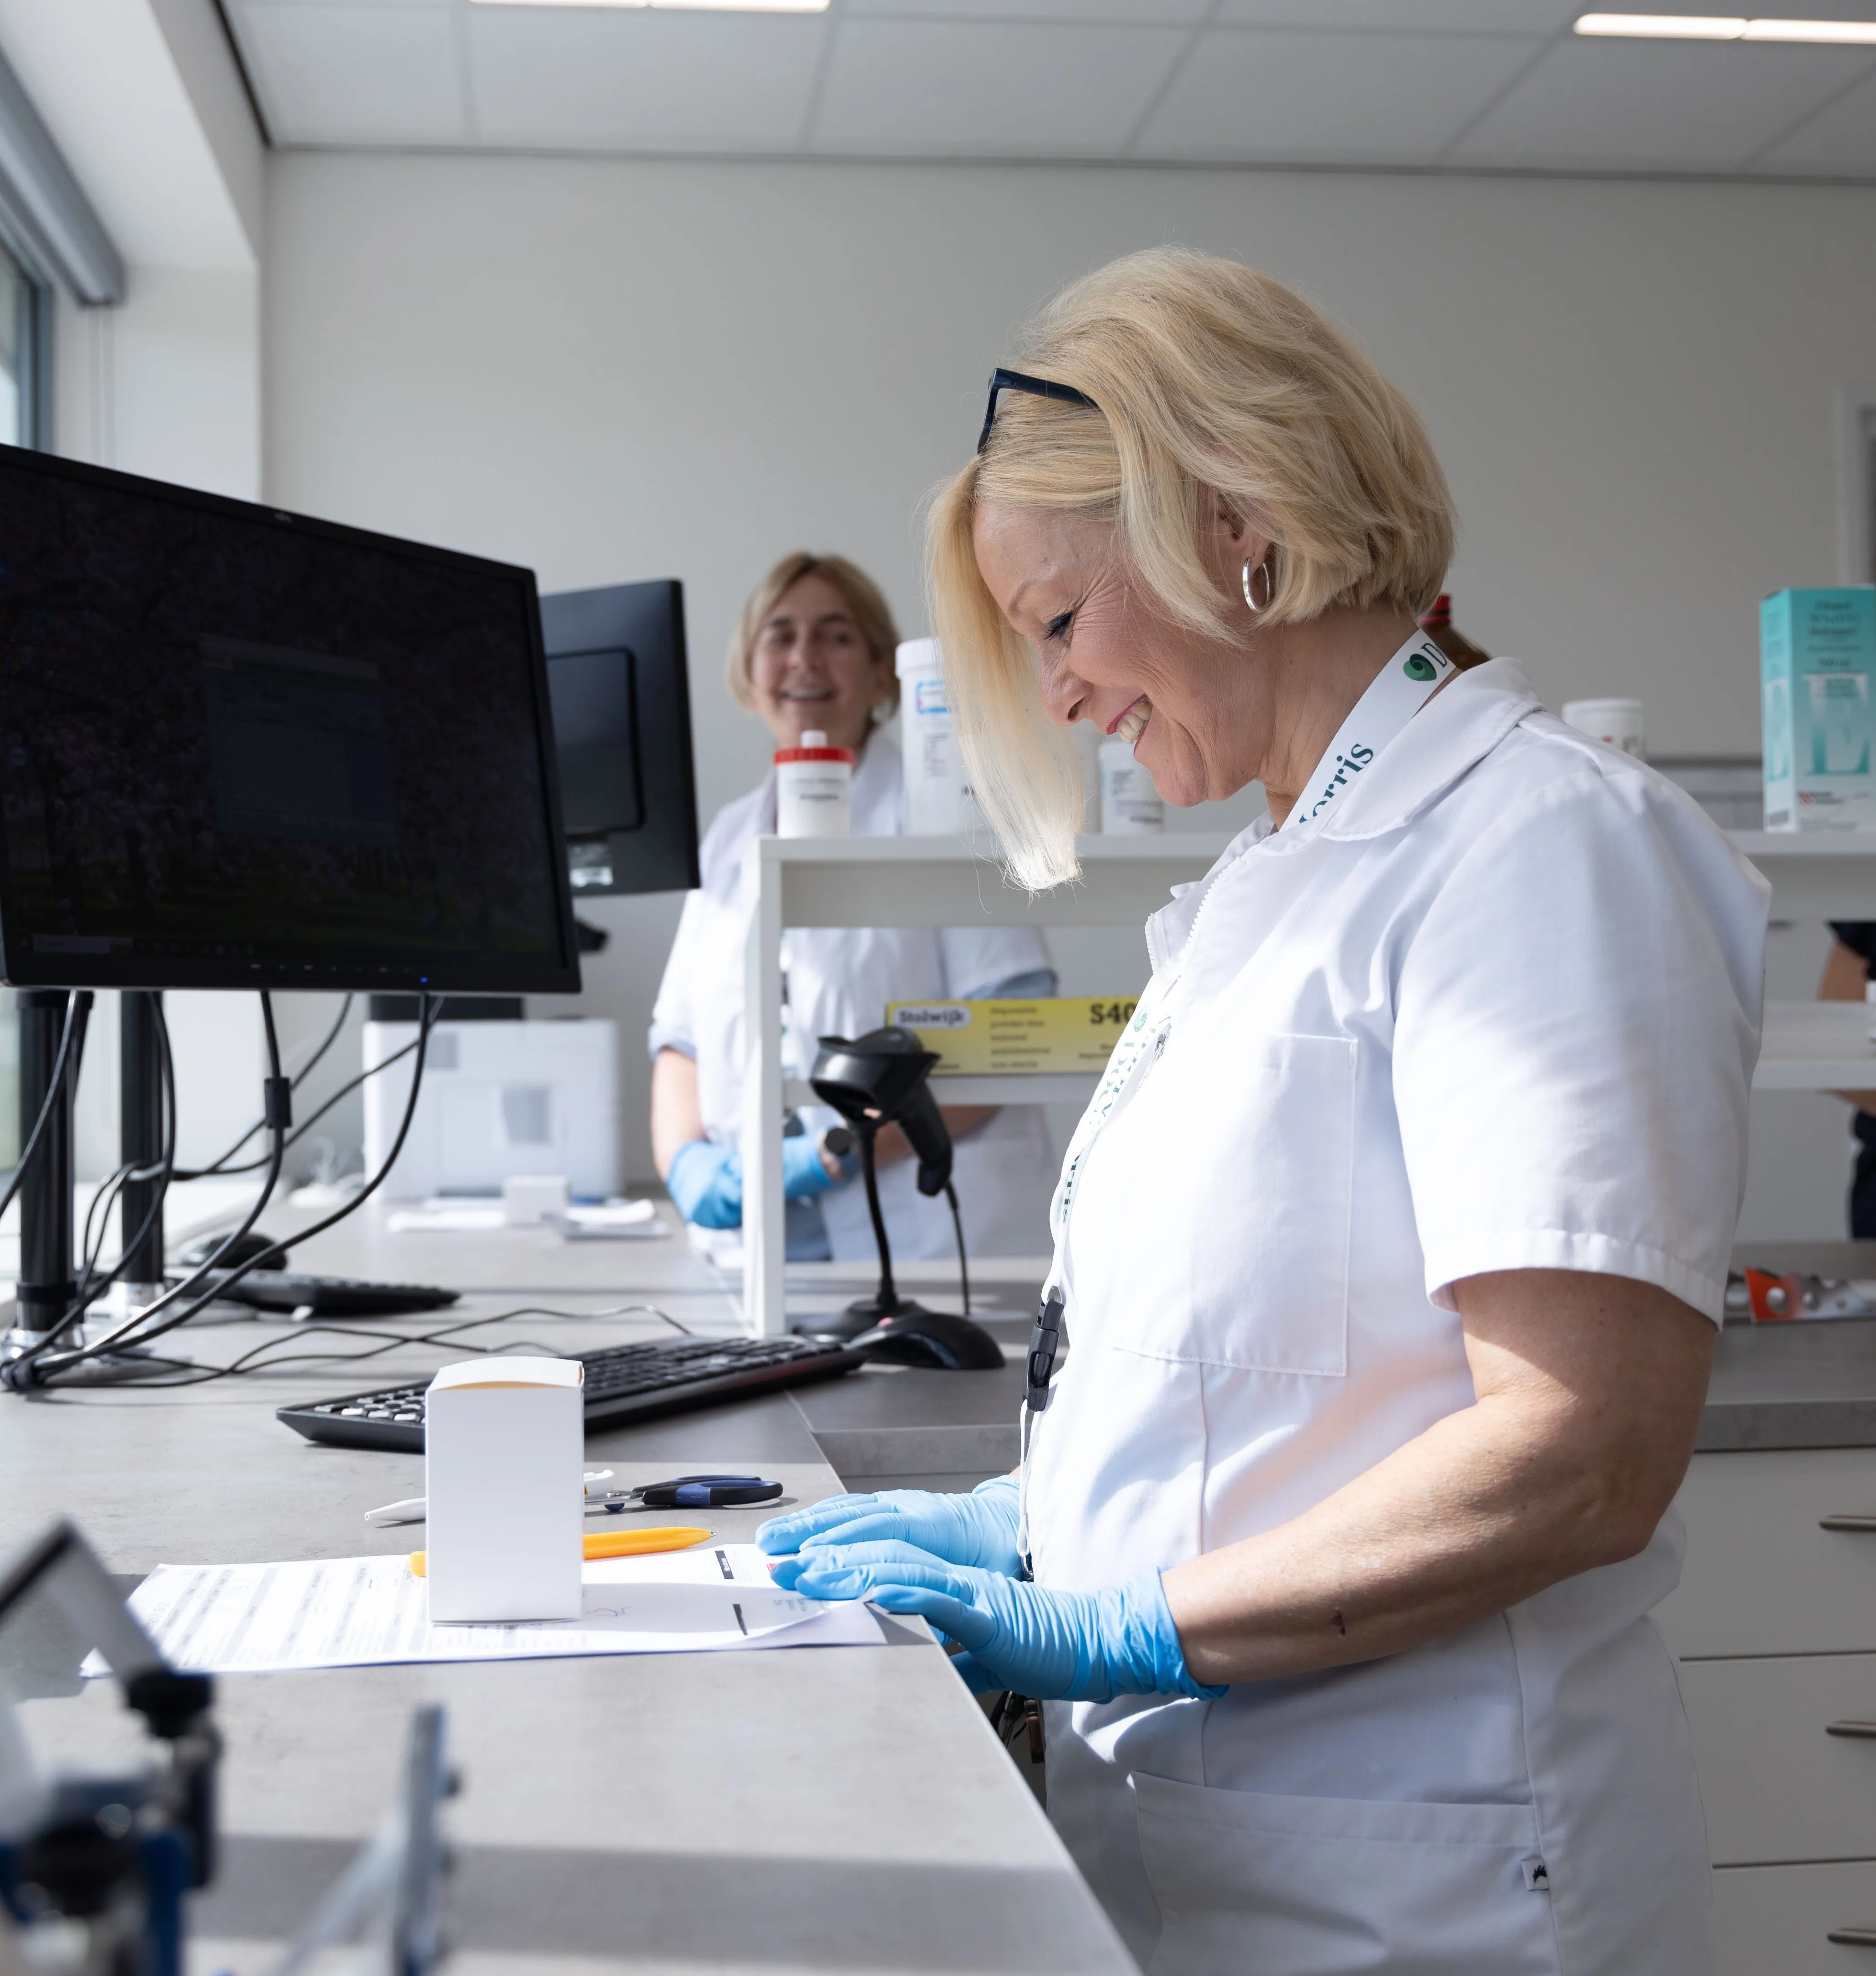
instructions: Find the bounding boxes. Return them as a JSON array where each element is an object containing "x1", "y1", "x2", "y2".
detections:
[{"x1": 977, "y1": 368, "x2": 1099, "y2": 456}]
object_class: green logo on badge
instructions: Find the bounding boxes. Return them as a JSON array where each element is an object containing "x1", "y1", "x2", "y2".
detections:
[{"x1": 1404, "y1": 654, "x2": 1438, "y2": 681}]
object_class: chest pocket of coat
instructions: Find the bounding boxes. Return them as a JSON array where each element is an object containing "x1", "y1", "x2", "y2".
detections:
[{"x1": 1089, "y1": 1029, "x2": 1356, "y2": 1376}]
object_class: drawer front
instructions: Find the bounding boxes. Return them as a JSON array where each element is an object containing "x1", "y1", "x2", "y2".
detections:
[
  {"x1": 1716, "y1": 1860, "x2": 1876, "y2": 1976},
  {"x1": 1659, "y1": 1449, "x2": 1876, "y2": 1658},
  {"x1": 1683, "y1": 1655, "x2": 1876, "y2": 1865}
]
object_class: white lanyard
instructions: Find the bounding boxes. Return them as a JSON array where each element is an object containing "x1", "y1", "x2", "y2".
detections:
[
  {"x1": 1279, "y1": 629, "x2": 1455, "y2": 834},
  {"x1": 1023, "y1": 630, "x2": 1457, "y2": 1466},
  {"x1": 1044, "y1": 628, "x2": 1453, "y2": 1243}
]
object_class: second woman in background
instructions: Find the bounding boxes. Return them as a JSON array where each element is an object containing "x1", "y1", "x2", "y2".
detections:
[{"x1": 649, "y1": 551, "x2": 1057, "y2": 1263}]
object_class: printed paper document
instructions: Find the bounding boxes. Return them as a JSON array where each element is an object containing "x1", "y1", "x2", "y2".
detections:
[{"x1": 104, "y1": 1543, "x2": 880, "y2": 1675}]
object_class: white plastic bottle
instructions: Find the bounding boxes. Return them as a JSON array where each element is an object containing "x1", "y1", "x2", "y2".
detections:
[
  {"x1": 895, "y1": 638, "x2": 984, "y2": 837},
  {"x1": 775, "y1": 731, "x2": 854, "y2": 837},
  {"x1": 1099, "y1": 736, "x2": 1165, "y2": 835}
]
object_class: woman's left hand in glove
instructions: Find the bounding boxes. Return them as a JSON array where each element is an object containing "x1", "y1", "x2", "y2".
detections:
[{"x1": 771, "y1": 1539, "x2": 1225, "y2": 1702}]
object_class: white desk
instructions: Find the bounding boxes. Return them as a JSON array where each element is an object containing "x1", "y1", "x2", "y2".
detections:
[{"x1": 0, "y1": 1212, "x2": 1131, "y2": 1976}]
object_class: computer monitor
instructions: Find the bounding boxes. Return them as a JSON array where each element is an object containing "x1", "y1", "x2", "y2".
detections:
[
  {"x1": 540, "y1": 581, "x2": 700, "y2": 898},
  {"x1": 0, "y1": 445, "x2": 581, "y2": 994}
]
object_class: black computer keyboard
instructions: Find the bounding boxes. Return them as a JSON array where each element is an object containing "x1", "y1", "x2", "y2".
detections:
[
  {"x1": 203, "y1": 1271, "x2": 461, "y2": 1317},
  {"x1": 277, "y1": 1333, "x2": 864, "y2": 1452}
]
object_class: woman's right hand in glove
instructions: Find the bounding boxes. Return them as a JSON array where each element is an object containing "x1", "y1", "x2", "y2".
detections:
[{"x1": 755, "y1": 1473, "x2": 1023, "y2": 1578}]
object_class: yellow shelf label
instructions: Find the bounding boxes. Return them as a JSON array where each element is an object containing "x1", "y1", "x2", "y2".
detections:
[{"x1": 886, "y1": 997, "x2": 1141, "y2": 1076}]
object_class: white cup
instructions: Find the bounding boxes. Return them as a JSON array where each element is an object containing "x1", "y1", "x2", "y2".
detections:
[{"x1": 503, "y1": 1174, "x2": 571, "y2": 1225}]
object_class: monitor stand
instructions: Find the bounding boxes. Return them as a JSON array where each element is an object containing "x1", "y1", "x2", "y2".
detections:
[
  {"x1": 96, "y1": 989, "x2": 248, "y2": 1336},
  {"x1": 113, "y1": 989, "x2": 167, "y2": 1313},
  {"x1": 1, "y1": 991, "x2": 167, "y2": 1375}
]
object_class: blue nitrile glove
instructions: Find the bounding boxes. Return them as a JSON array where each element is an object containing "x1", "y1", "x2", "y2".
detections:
[
  {"x1": 781, "y1": 1134, "x2": 838, "y2": 1201},
  {"x1": 756, "y1": 1474, "x2": 1023, "y2": 1576},
  {"x1": 668, "y1": 1136, "x2": 839, "y2": 1228},
  {"x1": 665, "y1": 1139, "x2": 743, "y2": 1229},
  {"x1": 771, "y1": 1539, "x2": 1225, "y2": 1703}
]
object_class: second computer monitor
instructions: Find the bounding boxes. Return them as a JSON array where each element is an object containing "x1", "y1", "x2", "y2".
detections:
[{"x1": 541, "y1": 581, "x2": 700, "y2": 898}]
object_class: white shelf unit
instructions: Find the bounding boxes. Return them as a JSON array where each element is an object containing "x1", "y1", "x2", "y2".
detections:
[
  {"x1": 741, "y1": 834, "x2": 1229, "y2": 1336},
  {"x1": 1729, "y1": 831, "x2": 1876, "y2": 921},
  {"x1": 1727, "y1": 832, "x2": 1876, "y2": 1093},
  {"x1": 739, "y1": 830, "x2": 1876, "y2": 1334}
]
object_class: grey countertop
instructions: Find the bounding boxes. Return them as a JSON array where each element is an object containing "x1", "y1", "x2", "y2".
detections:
[
  {"x1": 1701, "y1": 1241, "x2": 1876, "y2": 1452},
  {"x1": 0, "y1": 1230, "x2": 1135, "y2": 1976}
]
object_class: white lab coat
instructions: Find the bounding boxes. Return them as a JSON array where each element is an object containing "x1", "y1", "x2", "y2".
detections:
[
  {"x1": 1026, "y1": 661, "x2": 1768, "y2": 1976},
  {"x1": 649, "y1": 733, "x2": 1057, "y2": 1261}
]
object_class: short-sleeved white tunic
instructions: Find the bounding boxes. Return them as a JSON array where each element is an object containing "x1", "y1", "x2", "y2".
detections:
[{"x1": 1026, "y1": 660, "x2": 1769, "y2": 1976}]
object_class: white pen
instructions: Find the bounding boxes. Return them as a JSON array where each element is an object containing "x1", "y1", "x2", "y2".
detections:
[{"x1": 365, "y1": 1470, "x2": 618, "y2": 1527}]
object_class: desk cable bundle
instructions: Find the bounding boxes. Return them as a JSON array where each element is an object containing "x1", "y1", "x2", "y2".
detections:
[{"x1": 2, "y1": 989, "x2": 442, "y2": 1392}]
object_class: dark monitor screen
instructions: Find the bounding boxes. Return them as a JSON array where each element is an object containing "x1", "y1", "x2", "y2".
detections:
[
  {"x1": 542, "y1": 580, "x2": 700, "y2": 898},
  {"x1": 0, "y1": 445, "x2": 581, "y2": 993}
]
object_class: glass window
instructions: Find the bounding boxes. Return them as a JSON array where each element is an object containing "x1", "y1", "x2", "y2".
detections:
[
  {"x1": 0, "y1": 239, "x2": 48, "y2": 451},
  {"x1": 0, "y1": 243, "x2": 48, "y2": 1176}
]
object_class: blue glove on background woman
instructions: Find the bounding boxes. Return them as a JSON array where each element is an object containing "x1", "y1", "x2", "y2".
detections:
[
  {"x1": 757, "y1": 1474, "x2": 1023, "y2": 1576},
  {"x1": 770, "y1": 1536, "x2": 1224, "y2": 1702},
  {"x1": 664, "y1": 1135, "x2": 839, "y2": 1229}
]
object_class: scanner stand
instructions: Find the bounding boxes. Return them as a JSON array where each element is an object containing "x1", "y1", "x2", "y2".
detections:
[{"x1": 791, "y1": 1119, "x2": 957, "y2": 1344}]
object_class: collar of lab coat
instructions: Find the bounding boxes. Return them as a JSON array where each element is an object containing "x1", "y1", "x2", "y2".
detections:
[
  {"x1": 1143, "y1": 659, "x2": 1542, "y2": 972},
  {"x1": 1310, "y1": 656, "x2": 1541, "y2": 843}
]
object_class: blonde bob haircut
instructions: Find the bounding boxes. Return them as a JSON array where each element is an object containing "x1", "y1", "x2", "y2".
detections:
[
  {"x1": 727, "y1": 551, "x2": 902, "y2": 722},
  {"x1": 928, "y1": 248, "x2": 1456, "y2": 889}
]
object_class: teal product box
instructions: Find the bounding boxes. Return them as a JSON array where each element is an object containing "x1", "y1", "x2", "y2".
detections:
[{"x1": 1762, "y1": 587, "x2": 1876, "y2": 832}]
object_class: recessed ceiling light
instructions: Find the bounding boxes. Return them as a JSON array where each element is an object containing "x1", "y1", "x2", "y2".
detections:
[
  {"x1": 1575, "y1": 11, "x2": 1876, "y2": 37},
  {"x1": 1575, "y1": 12, "x2": 1748, "y2": 30},
  {"x1": 469, "y1": 0, "x2": 829, "y2": 11}
]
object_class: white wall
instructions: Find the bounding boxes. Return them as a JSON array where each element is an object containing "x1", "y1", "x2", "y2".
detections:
[{"x1": 264, "y1": 151, "x2": 1876, "y2": 1203}]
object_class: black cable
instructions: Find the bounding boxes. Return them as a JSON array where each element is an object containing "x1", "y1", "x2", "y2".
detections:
[
  {"x1": 110, "y1": 1300, "x2": 691, "y2": 1389},
  {"x1": 5, "y1": 993, "x2": 291, "y2": 1383},
  {"x1": 171, "y1": 1029, "x2": 421, "y2": 1181},
  {"x1": 943, "y1": 1179, "x2": 971, "y2": 1318},
  {"x1": 25, "y1": 993, "x2": 441, "y2": 1383},
  {"x1": 177, "y1": 994, "x2": 355, "y2": 1179},
  {"x1": 0, "y1": 991, "x2": 87, "y2": 1229},
  {"x1": 59, "y1": 995, "x2": 179, "y2": 1333}
]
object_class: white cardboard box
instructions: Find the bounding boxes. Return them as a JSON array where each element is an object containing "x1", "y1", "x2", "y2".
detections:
[{"x1": 424, "y1": 1357, "x2": 584, "y2": 1622}]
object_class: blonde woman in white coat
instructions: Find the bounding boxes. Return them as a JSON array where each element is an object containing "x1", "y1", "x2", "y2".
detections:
[
  {"x1": 762, "y1": 258, "x2": 1766, "y2": 1976},
  {"x1": 650, "y1": 552, "x2": 1055, "y2": 1264}
]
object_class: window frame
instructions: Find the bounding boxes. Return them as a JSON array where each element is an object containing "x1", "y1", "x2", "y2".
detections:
[{"x1": 0, "y1": 226, "x2": 52, "y2": 452}]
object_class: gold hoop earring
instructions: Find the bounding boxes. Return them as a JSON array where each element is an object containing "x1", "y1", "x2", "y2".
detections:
[{"x1": 1241, "y1": 556, "x2": 1273, "y2": 613}]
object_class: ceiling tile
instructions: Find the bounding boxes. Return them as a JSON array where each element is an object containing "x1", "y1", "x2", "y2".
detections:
[
  {"x1": 847, "y1": 0, "x2": 1210, "y2": 20},
  {"x1": 1217, "y1": 0, "x2": 1573, "y2": 26},
  {"x1": 1450, "y1": 38, "x2": 1863, "y2": 168},
  {"x1": 1759, "y1": 59, "x2": 1876, "y2": 171},
  {"x1": 812, "y1": 18, "x2": 1190, "y2": 154},
  {"x1": 467, "y1": 9, "x2": 828, "y2": 151},
  {"x1": 1135, "y1": 26, "x2": 1540, "y2": 162},
  {"x1": 233, "y1": 2, "x2": 466, "y2": 146}
]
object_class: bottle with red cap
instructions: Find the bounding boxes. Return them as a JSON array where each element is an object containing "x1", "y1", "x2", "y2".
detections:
[
  {"x1": 1416, "y1": 594, "x2": 1491, "y2": 670},
  {"x1": 775, "y1": 730, "x2": 855, "y2": 837}
]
